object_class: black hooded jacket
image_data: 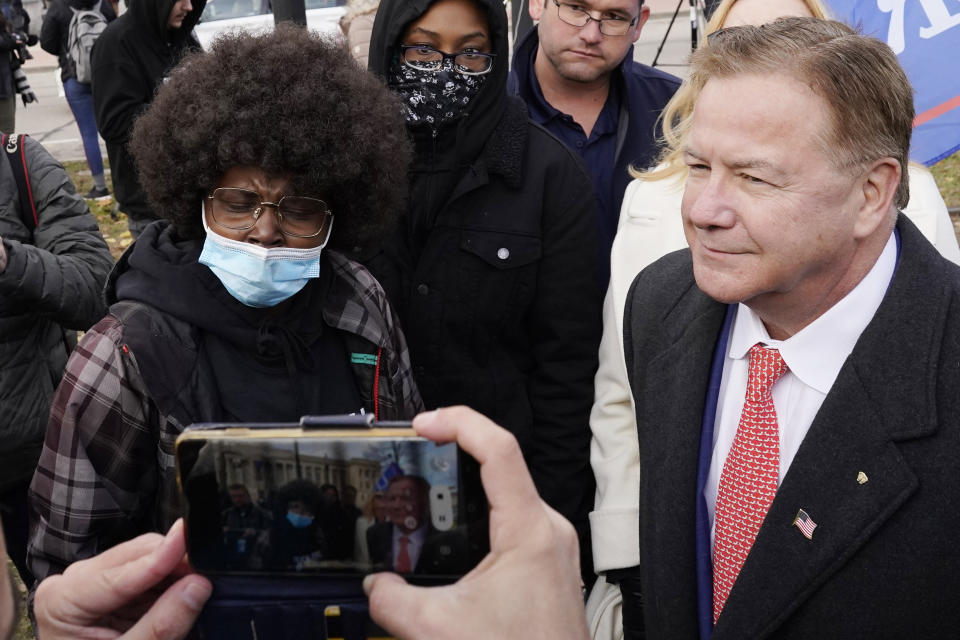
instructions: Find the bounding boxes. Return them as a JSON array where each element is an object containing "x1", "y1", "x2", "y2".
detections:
[
  {"x1": 89, "y1": 0, "x2": 204, "y2": 223},
  {"x1": 365, "y1": 0, "x2": 602, "y2": 573}
]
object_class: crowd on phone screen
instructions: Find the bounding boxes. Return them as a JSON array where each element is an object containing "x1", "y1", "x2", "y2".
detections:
[
  {"x1": 217, "y1": 479, "x2": 453, "y2": 575},
  {"x1": 2, "y1": 0, "x2": 960, "y2": 638}
]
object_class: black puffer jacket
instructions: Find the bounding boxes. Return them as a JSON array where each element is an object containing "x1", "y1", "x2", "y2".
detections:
[
  {"x1": 89, "y1": 0, "x2": 203, "y2": 223},
  {"x1": 0, "y1": 135, "x2": 113, "y2": 491},
  {"x1": 365, "y1": 0, "x2": 602, "y2": 570}
]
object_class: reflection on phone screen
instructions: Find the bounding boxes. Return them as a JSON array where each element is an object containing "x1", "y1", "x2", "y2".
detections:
[{"x1": 179, "y1": 436, "x2": 483, "y2": 578}]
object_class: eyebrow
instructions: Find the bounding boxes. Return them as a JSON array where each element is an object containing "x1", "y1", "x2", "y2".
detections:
[
  {"x1": 406, "y1": 26, "x2": 490, "y2": 44},
  {"x1": 683, "y1": 147, "x2": 787, "y2": 178},
  {"x1": 577, "y1": 0, "x2": 635, "y2": 17}
]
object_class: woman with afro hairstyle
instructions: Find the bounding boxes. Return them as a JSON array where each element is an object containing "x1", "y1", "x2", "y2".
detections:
[{"x1": 28, "y1": 25, "x2": 423, "y2": 587}]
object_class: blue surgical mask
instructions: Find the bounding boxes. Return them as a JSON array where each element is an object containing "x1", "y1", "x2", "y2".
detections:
[
  {"x1": 286, "y1": 511, "x2": 314, "y2": 529},
  {"x1": 198, "y1": 211, "x2": 333, "y2": 308}
]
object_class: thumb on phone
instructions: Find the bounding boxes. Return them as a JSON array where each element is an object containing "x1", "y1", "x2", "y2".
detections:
[{"x1": 364, "y1": 572, "x2": 446, "y2": 640}]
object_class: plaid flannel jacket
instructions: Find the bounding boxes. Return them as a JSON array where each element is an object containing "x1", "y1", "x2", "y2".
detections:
[{"x1": 27, "y1": 251, "x2": 422, "y2": 581}]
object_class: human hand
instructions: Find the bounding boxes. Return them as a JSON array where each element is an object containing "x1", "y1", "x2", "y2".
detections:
[
  {"x1": 34, "y1": 519, "x2": 213, "y2": 640},
  {"x1": 364, "y1": 406, "x2": 589, "y2": 640},
  {"x1": 0, "y1": 238, "x2": 7, "y2": 273}
]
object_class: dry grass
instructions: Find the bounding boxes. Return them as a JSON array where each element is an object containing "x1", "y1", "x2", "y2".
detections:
[
  {"x1": 929, "y1": 151, "x2": 960, "y2": 237},
  {"x1": 9, "y1": 560, "x2": 31, "y2": 640},
  {"x1": 931, "y1": 151, "x2": 960, "y2": 210},
  {"x1": 61, "y1": 160, "x2": 132, "y2": 260}
]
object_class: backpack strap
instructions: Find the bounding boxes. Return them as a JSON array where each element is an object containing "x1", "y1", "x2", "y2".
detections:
[{"x1": 2, "y1": 133, "x2": 38, "y2": 235}]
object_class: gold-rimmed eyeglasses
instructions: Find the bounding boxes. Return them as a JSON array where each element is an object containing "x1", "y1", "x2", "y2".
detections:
[{"x1": 206, "y1": 187, "x2": 332, "y2": 238}]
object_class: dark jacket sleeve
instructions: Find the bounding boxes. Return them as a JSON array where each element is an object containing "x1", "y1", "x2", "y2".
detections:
[
  {"x1": 0, "y1": 137, "x2": 113, "y2": 330},
  {"x1": 90, "y1": 36, "x2": 147, "y2": 143},
  {"x1": 40, "y1": 0, "x2": 78, "y2": 81},
  {"x1": 39, "y1": 0, "x2": 65, "y2": 56},
  {"x1": 0, "y1": 30, "x2": 17, "y2": 53},
  {"x1": 523, "y1": 129, "x2": 602, "y2": 547}
]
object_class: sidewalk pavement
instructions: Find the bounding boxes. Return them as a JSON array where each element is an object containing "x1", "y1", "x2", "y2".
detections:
[
  {"x1": 16, "y1": 45, "x2": 107, "y2": 165},
  {"x1": 22, "y1": 45, "x2": 59, "y2": 72},
  {"x1": 635, "y1": 0, "x2": 698, "y2": 76}
]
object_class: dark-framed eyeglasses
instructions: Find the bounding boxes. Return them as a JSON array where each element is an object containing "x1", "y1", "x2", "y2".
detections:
[
  {"x1": 206, "y1": 187, "x2": 332, "y2": 238},
  {"x1": 552, "y1": 0, "x2": 639, "y2": 36},
  {"x1": 399, "y1": 45, "x2": 496, "y2": 75}
]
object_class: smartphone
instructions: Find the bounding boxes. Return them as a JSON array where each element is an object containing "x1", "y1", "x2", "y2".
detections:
[{"x1": 175, "y1": 416, "x2": 488, "y2": 584}]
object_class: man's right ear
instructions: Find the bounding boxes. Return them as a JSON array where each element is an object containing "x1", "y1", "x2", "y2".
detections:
[{"x1": 529, "y1": 0, "x2": 547, "y2": 21}]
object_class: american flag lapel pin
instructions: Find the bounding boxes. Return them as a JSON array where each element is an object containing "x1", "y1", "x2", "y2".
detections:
[{"x1": 793, "y1": 509, "x2": 817, "y2": 540}]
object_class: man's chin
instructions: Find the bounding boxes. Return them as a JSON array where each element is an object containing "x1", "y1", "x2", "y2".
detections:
[
  {"x1": 554, "y1": 59, "x2": 611, "y2": 84},
  {"x1": 692, "y1": 266, "x2": 752, "y2": 305}
]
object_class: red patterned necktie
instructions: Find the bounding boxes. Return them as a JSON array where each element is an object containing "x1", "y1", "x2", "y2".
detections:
[
  {"x1": 713, "y1": 343, "x2": 789, "y2": 623},
  {"x1": 396, "y1": 535, "x2": 412, "y2": 573}
]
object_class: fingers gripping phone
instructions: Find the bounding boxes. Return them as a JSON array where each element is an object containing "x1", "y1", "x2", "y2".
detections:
[{"x1": 175, "y1": 415, "x2": 488, "y2": 585}]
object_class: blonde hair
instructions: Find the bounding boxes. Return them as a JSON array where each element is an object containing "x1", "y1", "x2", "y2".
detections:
[
  {"x1": 362, "y1": 491, "x2": 385, "y2": 519},
  {"x1": 635, "y1": 0, "x2": 834, "y2": 183},
  {"x1": 705, "y1": 0, "x2": 831, "y2": 33}
]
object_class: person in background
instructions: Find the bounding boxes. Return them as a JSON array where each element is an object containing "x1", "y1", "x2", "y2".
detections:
[
  {"x1": 342, "y1": 485, "x2": 361, "y2": 522},
  {"x1": 365, "y1": 0, "x2": 602, "y2": 583},
  {"x1": 587, "y1": 1, "x2": 960, "y2": 635},
  {"x1": 509, "y1": 0, "x2": 679, "y2": 286},
  {"x1": 89, "y1": 0, "x2": 203, "y2": 237},
  {"x1": 221, "y1": 484, "x2": 272, "y2": 570},
  {"x1": 40, "y1": 0, "x2": 116, "y2": 200},
  {"x1": 1, "y1": 0, "x2": 37, "y2": 131},
  {"x1": 340, "y1": 484, "x2": 362, "y2": 548},
  {"x1": 0, "y1": 134, "x2": 112, "y2": 589},
  {"x1": 316, "y1": 483, "x2": 353, "y2": 560},
  {"x1": 340, "y1": 0, "x2": 378, "y2": 67},
  {"x1": 270, "y1": 480, "x2": 327, "y2": 571},
  {"x1": 353, "y1": 491, "x2": 386, "y2": 565},
  {"x1": 0, "y1": 13, "x2": 27, "y2": 132},
  {"x1": 28, "y1": 26, "x2": 420, "y2": 584}
]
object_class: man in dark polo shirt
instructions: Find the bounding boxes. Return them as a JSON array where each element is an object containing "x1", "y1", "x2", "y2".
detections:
[{"x1": 509, "y1": 0, "x2": 679, "y2": 285}]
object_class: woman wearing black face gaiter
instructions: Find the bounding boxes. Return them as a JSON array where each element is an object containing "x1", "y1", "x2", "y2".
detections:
[{"x1": 364, "y1": 0, "x2": 604, "y2": 585}]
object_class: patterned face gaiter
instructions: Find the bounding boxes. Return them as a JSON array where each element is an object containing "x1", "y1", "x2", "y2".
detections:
[{"x1": 388, "y1": 55, "x2": 487, "y2": 127}]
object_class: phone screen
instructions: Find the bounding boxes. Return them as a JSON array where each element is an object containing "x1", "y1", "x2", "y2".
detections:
[{"x1": 176, "y1": 430, "x2": 487, "y2": 581}]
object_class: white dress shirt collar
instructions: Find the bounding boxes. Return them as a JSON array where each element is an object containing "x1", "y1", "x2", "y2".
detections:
[{"x1": 728, "y1": 232, "x2": 897, "y2": 392}]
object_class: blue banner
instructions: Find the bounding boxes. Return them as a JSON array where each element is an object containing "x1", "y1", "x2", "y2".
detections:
[
  {"x1": 827, "y1": 0, "x2": 960, "y2": 165},
  {"x1": 374, "y1": 461, "x2": 404, "y2": 492}
]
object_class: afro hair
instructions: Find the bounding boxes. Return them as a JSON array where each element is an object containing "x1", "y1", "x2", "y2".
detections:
[{"x1": 129, "y1": 23, "x2": 410, "y2": 250}]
